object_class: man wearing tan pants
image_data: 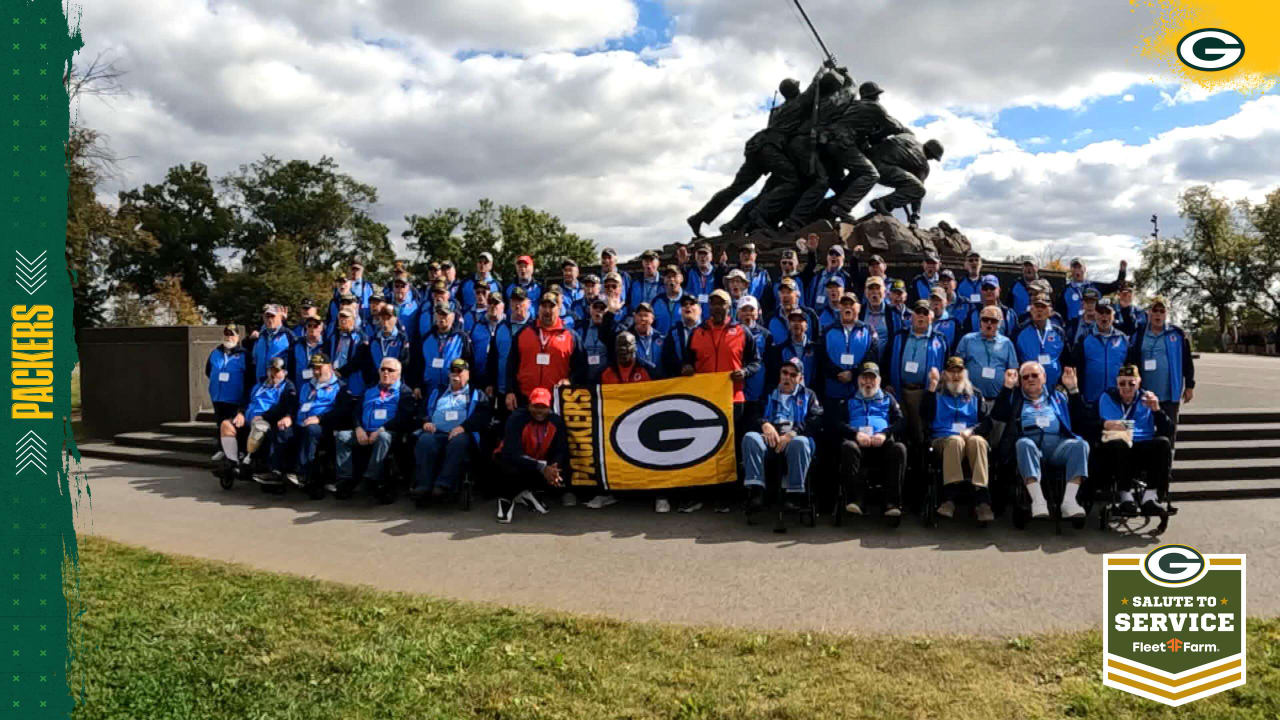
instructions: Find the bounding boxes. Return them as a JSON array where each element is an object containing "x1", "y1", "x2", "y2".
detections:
[{"x1": 922, "y1": 357, "x2": 994, "y2": 525}]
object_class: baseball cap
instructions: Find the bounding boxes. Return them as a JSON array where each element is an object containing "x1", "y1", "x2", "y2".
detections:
[
  {"x1": 780, "y1": 249, "x2": 798, "y2": 261},
  {"x1": 1082, "y1": 287, "x2": 1101, "y2": 300},
  {"x1": 379, "y1": 304, "x2": 398, "y2": 317},
  {"x1": 590, "y1": 296, "x2": 608, "y2": 308},
  {"x1": 392, "y1": 277, "x2": 408, "y2": 287},
  {"x1": 639, "y1": 250, "x2": 660, "y2": 262},
  {"x1": 859, "y1": 362, "x2": 880, "y2": 377},
  {"x1": 433, "y1": 303, "x2": 452, "y2": 316},
  {"x1": 864, "y1": 276, "x2": 884, "y2": 288},
  {"x1": 561, "y1": 258, "x2": 578, "y2": 268},
  {"x1": 486, "y1": 293, "x2": 503, "y2": 306},
  {"x1": 338, "y1": 308, "x2": 355, "y2": 319},
  {"x1": 890, "y1": 279, "x2": 907, "y2": 293},
  {"x1": 966, "y1": 251, "x2": 982, "y2": 260},
  {"x1": 662, "y1": 264, "x2": 681, "y2": 277},
  {"x1": 479, "y1": 251, "x2": 494, "y2": 262},
  {"x1": 369, "y1": 291, "x2": 385, "y2": 302},
  {"x1": 601, "y1": 247, "x2": 618, "y2": 258},
  {"x1": 267, "y1": 357, "x2": 287, "y2": 371},
  {"x1": 309, "y1": 352, "x2": 331, "y2": 366},
  {"x1": 516, "y1": 255, "x2": 533, "y2": 266},
  {"x1": 779, "y1": 277, "x2": 799, "y2": 290},
  {"x1": 945, "y1": 356, "x2": 965, "y2": 371},
  {"x1": 923, "y1": 252, "x2": 940, "y2": 263},
  {"x1": 828, "y1": 245, "x2": 845, "y2": 257},
  {"x1": 440, "y1": 260, "x2": 455, "y2": 270},
  {"x1": 333, "y1": 272, "x2": 348, "y2": 282},
  {"x1": 541, "y1": 290, "x2": 561, "y2": 305},
  {"x1": 1149, "y1": 295, "x2": 1169, "y2": 309},
  {"x1": 783, "y1": 356, "x2": 805, "y2": 374},
  {"x1": 738, "y1": 296, "x2": 759, "y2": 313},
  {"x1": 508, "y1": 287, "x2": 528, "y2": 301},
  {"x1": 528, "y1": 388, "x2": 552, "y2": 407},
  {"x1": 430, "y1": 280, "x2": 448, "y2": 293},
  {"x1": 339, "y1": 292, "x2": 357, "y2": 303},
  {"x1": 838, "y1": 292, "x2": 859, "y2": 305},
  {"x1": 1031, "y1": 294, "x2": 1052, "y2": 307},
  {"x1": 979, "y1": 306, "x2": 1003, "y2": 321},
  {"x1": 349, "y1": 260, "x2": 363, "y2": 269},
  {"x1": 1070, "y1": 257, "x2": 1084, "y2": 267},
  {"x1": 825, "y1": 276, "x2": 846, "y2": 288},
  {"x1": 262, "y1": 303, "x2": 282, "y2": 316},
  {"x1": 603, "y1": 271, "x2": 623, "y2": 285},
  {"x1": 725, "y1": 269, "x2": 747, "y2": 283},
  {"x1": 929, "y1": 286, "x2": 947, "y2": 301},
  {"x1": 299, "y1": 298, "x2": 316, "y2": 309},
  {"x1": 304, "y1": 316, "x2": 323, "y2": 327},
  {"x1": 739, "y1": 241, "x2": 757, "y2": 253},
  {"x1": 694, "y1": 241, "x2": 712, "y2": 254},
  {"x1": 708, "y1": 289, "x2": 731, "y2": 305},
  {"x1": 679, "y1": 293, "x2": 699, "y2": 306},
  {"x1": 787, "y1": 308, "x2": 808, "y2": 321},
  {"x1": 868, "y1": 254, "x2": 886, "y2": 265},
  {"x1": 634, "y1": 301, "x2": 654, "y2": 314},
  {"x1": 980, "y1": 274, "x2": 1000, "y2": 289},
  {"x1": 1096, "y1": 298, "x2": 1115, "y2": 313},
  {"x1": 449, "y1": 358, "x2": 469, "y2": 372},
  {"x1": 1118, "y1": 364, "x2": 1141, "y2": 378},
  {"x1": 911, "y1": 299, "x2": 932, "y2": 314},
  {"x1": 940, "y1": 269, "x2": 955, "y2": 280},
  {"x1": 1021, "y1": 256, "x2": 1036, "y2": 266},
  {"x1": 582, "y1": 274, "x2": 601, "y2": 284}
]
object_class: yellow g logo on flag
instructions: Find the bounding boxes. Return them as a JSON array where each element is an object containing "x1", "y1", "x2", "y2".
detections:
[
  {"x1": 1176, "y1": 29, "x2": 1244, "y2": 71},
  {"x1": 1135, "y1": 1, "x2": 1279, "y2": 93}
]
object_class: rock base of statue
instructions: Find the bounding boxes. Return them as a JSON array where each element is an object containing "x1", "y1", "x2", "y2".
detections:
[{"x1": 660, "y1": 213, "x2": 973, "y2": 266}]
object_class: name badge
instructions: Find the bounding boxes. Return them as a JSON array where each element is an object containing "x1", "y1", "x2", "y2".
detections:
[
  {"x1": 1144, "y1": 358, "x2": 1157, "y2": 371},
  {"x1": 697, "y1": 294, "x2": 709, "y2": 303},
  {"x1": 981, "y1": 367, "x2": 996, "y2": 379},
  {"x1": 952, "y1": 422, "x2": 968, "y2": 433},
  {"x1": 301, "y1": 369, "x2": 313, "y2": 379},
  {"x1": 969, "y1": 293, "x2": 981, "y2": 303},
  {"x1": 1038, "y1": 354, "x2": 1051, "y2": 364},
  {"x1": 859, "y1": 425, "x2": 874, "y2": 435},
  {"x1": 588, "y1": 354, "x2": 601, "y2": 365},
  {"x1": 300, "y1": 402, "x2": 313, "y2": 413},
  {"x1": 431, "y1": 358, "x2": 445, "y2": 368},
  {"x1": 373, "y1": 409, "x2": 388, "y2": 420},
  {"x1": 816, "y1": 296, "x2": 827, "y2": 306},
  {"x1": 217, "y1": 372, "x2": 230, "y2": 382},
  {"x1": 840, "y1": 353, "x2": 855, "y2": 366},
  {"x1": 536, "y1": 353, "x2": 551, "y2": 366},
  {"x1": 444, "y1": 411, "x2": 459, "y2": 421},
  {"x1": 904, "y1": 361, "x2": 920, "y2": 373},
  {"x1": 1035, "y1": 415, "x2": 1051, "y2": 428}
]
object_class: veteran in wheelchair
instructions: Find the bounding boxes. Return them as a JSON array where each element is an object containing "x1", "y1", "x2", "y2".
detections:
[
  {"x1": 921, "y1": 357, "x2": 996, "y2": 526},
  {"x1": 742, "y1": 356, "x2": 823, "y2": 530},
  {"x1": 1089, "y1": 364, "x2": 1175, "y2": 534}
]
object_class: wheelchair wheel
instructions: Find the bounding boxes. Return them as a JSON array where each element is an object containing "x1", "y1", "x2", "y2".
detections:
[
  {"x1": 218, "y1": 471, "x2": 234, "y2": 490},
  {"x1": 460, "y1": 480, "x2": 473, "y2": 512},
  {"x1": 1098, "y1": 503, "x2": 1110, "y2": 531}
]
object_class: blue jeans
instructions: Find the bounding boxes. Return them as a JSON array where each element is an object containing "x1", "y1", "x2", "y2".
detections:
[
  {"x1": 413, "y1": 430, "x2": 474, "y2": 492},
  {"x1": 742, "y1": 432, "x2": 814, "y2": 492},
  {"x1": 1015, "y1": 435, "x2": 1089, "y2": 482},
  {"x1": 335, "y1": 429, "x2": 396, "y2": 482},
  {"x1": 270, "y1": 425, "x2": 295, "y2": 472},
  {"x1": 295, "y1": 423, "x2": 325, "y2": 476}
]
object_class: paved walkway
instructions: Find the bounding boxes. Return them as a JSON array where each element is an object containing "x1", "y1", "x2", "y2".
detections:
[{"x1": 72, "y1": 353, "x2": 1280, "y2": 636}]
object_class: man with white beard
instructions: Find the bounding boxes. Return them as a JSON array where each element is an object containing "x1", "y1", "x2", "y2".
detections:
[{"x1": 922, "y1": 358, "x2": 995, "y2": 525}]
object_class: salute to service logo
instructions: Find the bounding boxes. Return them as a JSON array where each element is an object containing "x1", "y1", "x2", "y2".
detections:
[{"x1": 1103, "y1": 545, "x2": 1246, "y2": 706}]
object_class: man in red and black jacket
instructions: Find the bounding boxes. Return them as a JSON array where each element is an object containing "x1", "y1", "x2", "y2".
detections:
[
  {"x1": 494, "y1": 388, "x2": 571, "y2": 523},
  {"x1": 505, "y1": 289, "x2": 583, "y2": 410},
  {"x1": 681, "y1": 288, "x2": 760, "y2": 512}
]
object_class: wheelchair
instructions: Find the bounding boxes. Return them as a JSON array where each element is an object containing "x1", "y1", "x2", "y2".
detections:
[
  {"x1": 744, "y1": 448, "x2": 817, "y2": 533},
  {"x1": 1089, "y1": 444, "x2": 1178, "y2": 535},
  {"x1": 831, "y1": 444, "x2": 907, "y2": 529},
  {"x1": 922, "y1": 439, "x2": 1002, "y2": 528}
]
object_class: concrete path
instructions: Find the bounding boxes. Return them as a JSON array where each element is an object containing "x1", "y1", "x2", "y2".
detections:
[{"x1": 73, "y1": 353, "x2": 1279, "y2": 636}]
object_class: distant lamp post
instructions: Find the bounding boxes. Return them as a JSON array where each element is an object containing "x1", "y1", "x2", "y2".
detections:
[{"x1": 1150, "y1": 214, "x2": 1159, "y2": 293}]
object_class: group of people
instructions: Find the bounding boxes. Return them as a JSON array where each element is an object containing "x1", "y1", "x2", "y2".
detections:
[{"x1": 206, "y1": 236, "x2": 1192, "y2": 530}]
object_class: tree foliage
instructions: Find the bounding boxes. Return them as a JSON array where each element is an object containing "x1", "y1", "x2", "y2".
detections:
[
  {"x1": 221, "y1": 155, "x2": 394, "y2": 275},
  {"x1": 207, "y1": 239, "x2": 331, "y2": 329},
  {"x1": 113, "y1": 162, "x2": 233, "y2": 309},
  {"x1": 403, "y1": 199, "x2": 597, "y2": 280}
]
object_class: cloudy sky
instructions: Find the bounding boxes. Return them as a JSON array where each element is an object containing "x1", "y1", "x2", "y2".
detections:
[{"x1": 74, "y1": 0, "x2": 1280, "y2": 275}]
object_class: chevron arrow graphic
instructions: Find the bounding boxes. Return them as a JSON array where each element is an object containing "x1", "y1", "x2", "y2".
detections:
[
  {"x1": 15, "y1": 250, "x2": 48, "y2": 296},
  {"x1": 15, "y1": 429, "x2": 47, "y2": 475}
]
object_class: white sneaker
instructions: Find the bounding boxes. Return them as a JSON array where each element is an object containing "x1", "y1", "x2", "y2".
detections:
[
  {"x1": 324, "y1": 483, "x2": 339, "y2": 493},
  {"x1": 655, "y1": 498, "x2": 671, "y2": 513},
  {"x1": 844, "y1": 502, "x2": 863, "y2": 515},
  {"x1": 936, "y1": 501, "x2": 955, "y2": 518},
  {"x1": 585, "y1": 494, "x2": 617, "y2": 509},
  {"x1": 285, "y1": 473, "x2": 301, "y2": 488},
  {"x1": 1030, "y1": 498, "x2": 1050, "y2": 519},
  {"x1": 516, "y1": 490, "x2": 548, "y2": 514},
  {"x1": 1060, "y1": 493, "x2": 1086, "y2": 519},
  {"x1": 561, "y1": 491, "x2": 578, "y2": 507},
  {"x1": 677, "y1": 500, "x2": 703, "y2": 513},
  {"x1": 883, "y1": 507, "x2": 902, "y2": 518},
  {"x1": 212, "y1": 451, "x2": 225, "y2": 462},
  {"x1": 496, "y1": 498, "x2": 514, "y2": 524}
]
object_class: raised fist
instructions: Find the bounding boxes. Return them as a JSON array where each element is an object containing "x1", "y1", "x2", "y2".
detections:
[{"x1": 1004, "y1": 369, "x2": 1019, "y2": 389}]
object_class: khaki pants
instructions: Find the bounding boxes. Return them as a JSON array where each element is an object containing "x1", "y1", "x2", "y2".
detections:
[
  {"x1": 900, "y1": 387, "x2": 925, "y2": 446},
  {"x1": 932, "y1": 434, "x2": 989, "y2": 486}
]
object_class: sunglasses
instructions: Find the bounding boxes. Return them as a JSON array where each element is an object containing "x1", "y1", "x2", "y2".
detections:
[
  {"x1": 379, "y1": 367, "x2": 397, "y2": 373},
  {"x1": 1117, "y1": 380, "x2": 1138, "y2": 387},
  {"x1": 1020, "y1": 374, "x2": 1040, "y2": 380},
  {"x1": 980, "y1": 318, "x2": 999, "y2": 324}
]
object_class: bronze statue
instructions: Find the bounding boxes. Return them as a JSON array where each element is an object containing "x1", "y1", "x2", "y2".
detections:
[{"x1": 867, "y1": 135, "x2": 944, "y2": 226}]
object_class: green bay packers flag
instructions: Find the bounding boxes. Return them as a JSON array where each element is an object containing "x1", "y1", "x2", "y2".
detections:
[
  {"x1": 1103, "y1": 545, "x2": 1246, "y2": 706},
  {"x1": 557, "y1": 372, "x2": 737, "y2": 491}
]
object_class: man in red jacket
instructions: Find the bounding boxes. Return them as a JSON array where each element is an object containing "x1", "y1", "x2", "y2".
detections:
[
  {"x1": 505, "y1": 289, "x2": 580, "y2": 411},
  {"x1": 495, "y1": 387, "x2": 571, "y2": 523},
  {"x1": 682, "y1": 289, "x2": 760, "y2": 513}
]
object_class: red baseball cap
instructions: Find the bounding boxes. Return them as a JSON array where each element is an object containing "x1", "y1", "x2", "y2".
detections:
[
  {"x1": 516, "y1": 255, "x2": 534, "y2": 266},
  {"x1": 528, "y1": 387, "x2": 552, "y2": 407}
]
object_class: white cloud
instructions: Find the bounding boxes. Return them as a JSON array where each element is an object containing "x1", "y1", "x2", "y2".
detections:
[{"x1": 1122, "y1": 93, "x2": 1135, "y2": 102}]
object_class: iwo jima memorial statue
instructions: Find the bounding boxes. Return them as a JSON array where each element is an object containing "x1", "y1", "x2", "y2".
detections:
[{"x1": 673, "y1": 0, "x2": 975, "y2": 269}]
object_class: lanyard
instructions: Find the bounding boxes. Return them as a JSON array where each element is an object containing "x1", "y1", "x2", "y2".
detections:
[
  {"x1": 530, "y1": 421, "x2": 552, "y2": 458},
  {"x1": 1035, "y1": 324, "x2": 1051, "y2": 354},
  {"x1": 636, "y1": 334, "x2": 654, "y2": 360},
  {"x1": 1120, "y1": 400, "x2": 1136, "y2": 421},
  {"x1": 538, "y1": 328, "x2": 555, "y2": 352}
]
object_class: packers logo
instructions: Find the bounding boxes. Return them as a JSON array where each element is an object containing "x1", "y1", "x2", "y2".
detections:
[
  {"x1": 1176, "y1": 29, "x2": 1244, "y2": 72},
  {"x1": 1142, "y1": 544, "x2": 1207, "y2": 587},
  {"x1": 609, "y1": 395, "x2": 729, "y2": 470}
]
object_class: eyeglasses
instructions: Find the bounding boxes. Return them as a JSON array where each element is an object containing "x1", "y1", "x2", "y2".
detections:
[
  {"x1": 980, "y1": 318, "x2": 999, "y2": 324},
  {"x1": 379, "y1": 367, "x2": 397, "y2": 373},
  {"x1": 1117, "y1": 380, "x2": 1138, "y2": 387},
  {"x1": 1020, "y1": 374, "x2": 1040, "y2": 380}
]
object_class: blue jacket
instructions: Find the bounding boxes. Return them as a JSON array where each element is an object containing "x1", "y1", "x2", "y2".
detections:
[
  {"x1": 991, "y1": 386, "x2": 1088, "y2": 461},
  {"x1": 883, "y1": 329, "x2": 948, "y2": 393},
  {"x1": 909, "y1": 273, "x2": 941, "y2": 305},
  {"x1": 962, "y1": 303, "x2": 1019, "y2": 338},
  {"x1": 807, "y1": 267, "x2": 851, "y2": 311},
  {"x1": 1115, "y1": 304, "x2": 1147, "y2": 338},
  {"x1": 630, "y1": 329, "x2": 666, "y2": 380},
  {"x1": 1005, "y1": 277, "x2": 1039, "y2": 317},
  {"x1": 458, "y1": 273, "x2": 502, "y2": 311},
  {"x1": 420, "y1": 384, "x2": 491, "y2": 443},
  {"x1": 467, "y1": 316, "x2": 502, "y2": 382},
  {"x1": 245, "y1": 379, "x2": 297, "y2": 423},
  {"x1": 843, "y1": 390, "x2": 905, "y2": 440},
  {"x1": 393, "y1": 296, "x2": 423, "y2": 347},
  {"x1": 1096, "y1": 387, "x2": 1172, "y2": 444},
  {"x1": 766, "y1": 305, "x2": 820, "y2": 346},
  {"x1": 921, "y1": 388, "x2": 990, "y2": 439},
  {"x1": 249, "y1": 325, "x2": 293, "y2": 381},
  {"x1": 628, "y1": 273, "x2": 665, "y2": 311},
  {"x1": 768, "y1": 338, "x2": 820, "y2": 397},
  {"x1": 357, "y1": 328, "x2": 411, "y2": 395},
  {"x1": 577, "y1": 318, "x2": 613, "y2": 385},
  {"x1": 485, "y1": 318, "x2": 527, "y2": 394},
  {"x1": 354, "y1": 381, "x2": 416, "y2": 433},
  {"x1": 954, "y1": 331, "x2": 1019, "y2": 399},
  {"x1": 348, "y1": 278, "x2": 374, "y2": 308},
  {"x1": 1013, "y1": 320, "x2": 1067, "y2": 390},
  {"x1": 741, "y1": 322, "x2": 769, "y2": 402},
  {"x1": 933, "y1": 315, "x2": 962, "y2": 355},
  {"x1": 820, "y1": 322, "x2": 879, "y2": 400},
  {"x1": 1125, "y1": 324, "x2": 1195, "y2": 403},
  {"x1": 1070, "y1": 328, "x2": 1130, "y2": 404},
  {"x1": 206, "y1": 346, "x2": 250, "y2": 405},
  {"x1": 296, "y1": 375, "x2": 347, "y2": 428},
  {"x1": 955, "y1": 275, "x2": 986, "y2": 306},
  {"x1": 736, "y1": 265, "x2": 771, "y2": 300},
  {"x1": 685, "y1": 265, "x2": 721, "y2": 317},
  {"x1": 860, "y1": 300, "x2": 908, "y2": 343},
  {"x1": 662, "y1": 322, "x2": 699, "y2": 378},
  {"x1": 649, "y1": 293, "x2": 683, "y2": 336},
  {"x1": 417, "y1": 328, "x2": 473, "y2": 392},
  {"x1": 325, "y1": 329, "x2": 365, "y2": 386},
  {"x1": 506, "y1": 278, "x2": 542, "y2": 305},
  {"x1": 287, "y1": 336, "x2": 327, "y2": 390},
  {"x1": 752, "y1": 384, "x2": 823, "y2": 437}
]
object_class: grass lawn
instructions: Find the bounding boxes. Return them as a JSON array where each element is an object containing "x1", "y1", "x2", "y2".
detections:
[{"x1": 69, "y1": 537, "x2": 1279, "y2": 720}]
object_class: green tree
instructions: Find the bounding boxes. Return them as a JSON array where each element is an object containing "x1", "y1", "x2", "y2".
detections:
[
  {"x1": 221, "y1": 155, "x2": 394, "y2": 275},
  {"x1": 1135, "y1": 185, "x2": 1256, "y2": 351},
  {"x1": 207, "y1": 239, "x2": 330, "y2": 329},
  {"x1": 1241, "y1": 188, "x2": 1280, "y2": 324},
  {"x1": 113, "y1": 162, "x2": 234, "y2": 309},
  {"x1": 402, "y1": 199, "x2": 596, "y2": 282}
]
